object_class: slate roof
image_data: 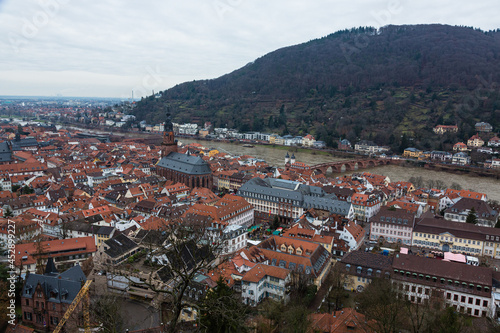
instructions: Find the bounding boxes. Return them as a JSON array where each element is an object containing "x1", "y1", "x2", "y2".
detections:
[
  {"x1": 103, "y1": 234, "x2": 139, "y2": 258},
  {"x1": 393, "y1": 253, "x2": 492, "y2": 287},
  {"x1": 414, "y1": 217, "x2": 500, "y2": 242},
  {"x1": 10, "y1": 137, "x2": 39, "y2": 151},
  {"x1": 238, "y1": 177, "x2": 351, "y2": 215},
  {"x1": 340, "y1": 250, "x2": 393, "y2": 271},
  {"x1": 157, "y1": 152, "x2": 211, "y2": 175},
  {"x1": 0, "y1": 141, "x2": 12, "y2": 162},
  {"x1": 22, "y1": 265, "x2": 86, "y2": 305}
]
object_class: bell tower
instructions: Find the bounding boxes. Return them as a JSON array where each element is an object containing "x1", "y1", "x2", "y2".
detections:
[{"x1": 161, "y1": 109, "x2": 178, "y2": 157}]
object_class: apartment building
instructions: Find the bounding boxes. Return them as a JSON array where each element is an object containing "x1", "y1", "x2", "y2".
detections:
[
  {"x1": 351, "y1": 193, "x2": 381, "y2": 222},
  {"x1": 14, "y1": 237, "x2": 97, "y2": 274},
  {"x1": 392, "y1": 254, "x2": 494, "y2": 318},
  {"x1": 241, "y1": 264, "x2": 290, "y2": 306},
  {"x1": 370, "y1": 206, "x2": 416, "y2": 245},
  {"x1": 412, "y1": 217, "x2": 500, "y2": 258}
]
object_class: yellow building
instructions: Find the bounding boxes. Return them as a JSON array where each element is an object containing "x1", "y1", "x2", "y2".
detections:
[
  {"x1": 403, "y1": 148, "x2": 422, "y2": 158},
  {"x1": 208, "y1": 149, "x2": 219, "y2": 158},
  {"x1": 411, "y1": 218, "x2": 495, "y2": 257}
]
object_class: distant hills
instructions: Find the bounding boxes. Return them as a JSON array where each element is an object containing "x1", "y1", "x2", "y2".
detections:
[{"x1": 132, "y1": 24, "x2": 500, "y2": 151}]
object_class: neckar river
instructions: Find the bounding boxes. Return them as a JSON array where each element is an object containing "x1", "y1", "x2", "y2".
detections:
[{"x1": 181, "y1": 138, "x2": 500, "y2": 202}]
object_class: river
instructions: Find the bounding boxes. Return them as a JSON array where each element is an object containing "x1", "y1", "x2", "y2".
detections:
[{"x1": 180, "y1": 138, "x2": 500, "y2": 202}]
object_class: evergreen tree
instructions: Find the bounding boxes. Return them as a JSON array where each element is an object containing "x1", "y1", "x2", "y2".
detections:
[
  {"x1": 466, "y1": 207, "x2": 477, "y2": 224},
  {"x1": 199, "y1": 277, "x2": 249, "y2": 333}
]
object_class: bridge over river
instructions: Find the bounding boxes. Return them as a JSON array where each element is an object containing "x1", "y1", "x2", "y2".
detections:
[{"x1": 312, "y1": 158, "x2": 396, "y2": 173}]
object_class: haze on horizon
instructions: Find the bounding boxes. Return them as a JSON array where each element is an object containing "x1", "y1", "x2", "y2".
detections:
[{"x1": 0, "y1": 0, "x2": 498, "y2": 98}]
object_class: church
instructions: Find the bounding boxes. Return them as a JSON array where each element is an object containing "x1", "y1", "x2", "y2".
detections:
[{"x1": 156, "y1": 114, "x2": 213, "y2": 189}]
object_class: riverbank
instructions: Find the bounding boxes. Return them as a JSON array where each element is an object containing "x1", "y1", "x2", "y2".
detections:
[{"x1": 66, "y1": 126, "x2": 500, "y2": 183}]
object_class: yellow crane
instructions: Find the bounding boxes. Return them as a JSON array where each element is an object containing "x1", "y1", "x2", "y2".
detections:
[{"x1": 53, "y1": 279, "x2": 92, "y2": 333}]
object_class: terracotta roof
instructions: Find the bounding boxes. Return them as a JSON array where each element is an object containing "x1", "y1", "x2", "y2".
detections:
[{"x1": 242, "y1": 263, "x2": 290, "y2": 283}]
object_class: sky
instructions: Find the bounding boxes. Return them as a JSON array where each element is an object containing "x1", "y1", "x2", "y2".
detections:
[{"x1": 0, "y1": 0, "x2": 499, "y2": 98}]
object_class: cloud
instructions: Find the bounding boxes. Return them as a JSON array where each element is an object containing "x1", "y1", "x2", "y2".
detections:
[{"x1": 0, "y1": 0, "x2": 498, "y2": 97}]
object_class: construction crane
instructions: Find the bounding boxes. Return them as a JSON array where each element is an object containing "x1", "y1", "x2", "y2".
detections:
[{"x1": 53, "y1": 279, "x2": 92, "y2": 333}]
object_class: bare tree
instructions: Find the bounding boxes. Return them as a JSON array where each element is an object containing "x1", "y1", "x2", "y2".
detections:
[
  {"x1": 401, "y1": 292, "x2": 443, "y2": 333},
  {"x1": 326, "y1": 263, "x2": 351, "y2": 312},
  {"x1": 356, "y1": 277, "x2": 403, "y2": 333},
  {"x1": 89, "y1": 293, "x2": 125, "y2": 333},
  {"x1": 124, "y1": 217, "x2": 224, "y2": 333}
]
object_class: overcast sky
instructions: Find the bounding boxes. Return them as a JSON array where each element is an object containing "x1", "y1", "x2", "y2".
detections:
[{"x1": 0, "y1": 0, "x2": 498, "y2": 98}]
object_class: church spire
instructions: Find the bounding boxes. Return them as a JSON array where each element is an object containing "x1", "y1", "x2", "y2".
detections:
[{"x1": 161, "y1": 106, "x2": 178, "y2": 157}]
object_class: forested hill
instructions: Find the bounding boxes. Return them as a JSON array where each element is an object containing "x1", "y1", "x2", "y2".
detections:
[{"x1": 132, "y1": 24, "x2": 500, "y2": 151}]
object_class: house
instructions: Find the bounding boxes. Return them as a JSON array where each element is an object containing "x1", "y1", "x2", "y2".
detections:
[
  {"x1": 337, "y1": 221, "x2": 366, "y2": 251},
  {"x1": 475, "y1": 122, "x2": 493, "y2": 133},
  {"x1": 430, "y1": 151, "x2": 453, "y2": 162},
  {"x1": 282, "y1": 224, "x2": 335, "y2": 255},
  {"x1": 467, "y1": 134, "x2": 484, "y2": 147},
  {"x1": 21, "y1": 260, "x2": 87, "y2": 331},
  {"x1": 221, "y1": 225, "x2": 248, "y2": 255},
  {"x1": 433, "y1": 125, "x2": 458, "y2": 134},
  {"x1": 241, "y1": 264, "x2": 290, "y2": 306},
  {"x1": 0, "y1": 216, "x2": 41, "y2": 243},
  {"x1": 338, "y1": 251, "x2": 392, "y2": 292},
  {"x1": 351, "y1": 193, "x2": 381, "y2": 222},
  {"x1": 444, "y1": 197, "x2": 498, "y2": 227},
  {"x1": 403, "y1": 147, "x2": 422, "y2": 158},
  {"x1": 14, "y1": 237, "x2": 97, "y2": 274},
  {"x1": 313, "y1": 141, "x2": 326, "y2": 149},
  {"x1": 492, "y1": 159, "x2": 500, "y2": 169},
  {"x1": 453, "y1": 142, "x2": 468, "y2": 151},
  {"x1": 94, "y1": 234, "x2": 141, "y2": 268},
  {"x1": 354, "y1": 140, "x2": 380, "y2": 154},
  {"x1": 488, "y1": 136, "x2": 500, "y2": 147},
  {"x1": 256, "y1": 235, "x2": 332, "y2": 287},
  {"x1": 302, "y1": 134, "x2": 316, "y2": 147},
  {"x1": 444, "y1": 189, "x2": 488, "y2": 202},
  {"x1": 309, "y1": 308, "x2": 375, "y2": 333},
  {"x1": 452, "y1": 152, "x2": 471, "y2": 166},
  {"x1": 338, "y1": 139, "x2": 352, "y2": 150},
  {"x1": 185, "y1": 194, "x2": 254, "y2": 228},
  {"x1": 370, "y1": 206, "x2": 415, "y2": 245},
  {"x1": 392, "y1": 254, "x2": 494, "y2": 318}
]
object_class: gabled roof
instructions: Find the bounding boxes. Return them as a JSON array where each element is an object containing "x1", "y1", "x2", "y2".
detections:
[
  {"x1": 22, "y1": 265, "x2": 86, "y2": 305},
  {"x1": 103, "y1": 234, "x2": 139, "y2": 258},
  {"x1": 157, "y1": 152, "x2": 211, "y2": 175}
]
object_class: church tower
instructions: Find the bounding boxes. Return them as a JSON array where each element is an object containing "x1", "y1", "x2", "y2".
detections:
[{"x1": 161, "y1": 110, "x2": 178, "y2": 157}]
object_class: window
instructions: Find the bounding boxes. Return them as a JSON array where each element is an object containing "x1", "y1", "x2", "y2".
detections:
[
  {"x1": 468, "y1": 297, "x2": 473, "y2": 304},
  {"x1": 454, "y1": 294, "x2": 458, "y2": 301},
  {"x1": 461, "y1": 296, "x2": 466, "y2": 303},
  {"x1": 483, "y1": 300, "x2": 488, "y2": 307}
]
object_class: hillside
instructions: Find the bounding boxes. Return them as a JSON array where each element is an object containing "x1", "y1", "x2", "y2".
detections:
[{"x1": 132, "y1": 24, "x2": 500, "y2": 151}]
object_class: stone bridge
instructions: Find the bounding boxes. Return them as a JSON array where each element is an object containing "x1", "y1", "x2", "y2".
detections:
[{"x1": 312, "y1": 158, "x2": 394, "y2": 174}]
